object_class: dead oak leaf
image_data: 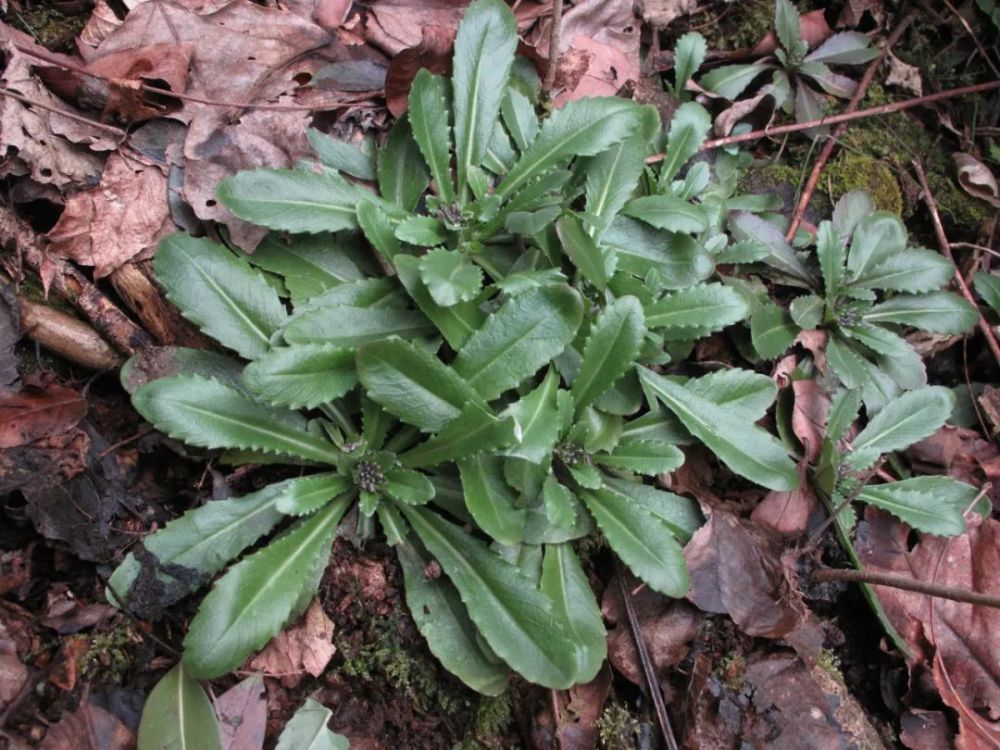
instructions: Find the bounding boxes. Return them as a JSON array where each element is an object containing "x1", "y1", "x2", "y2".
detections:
[
  {"x1": 0, "y1": 383, "x2": 86, "y2": 449},
  {"x1": 249, "y1": 599, "x2": 335, "y2": 688}
]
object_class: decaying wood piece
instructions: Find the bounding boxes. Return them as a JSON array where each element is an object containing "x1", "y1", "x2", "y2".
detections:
[
  {"x1": 19, "y1": 297, "x2": 122, "y2": 370},
  {"x1": 108, "y1": 262, "x2": 211, "y2": 348}
]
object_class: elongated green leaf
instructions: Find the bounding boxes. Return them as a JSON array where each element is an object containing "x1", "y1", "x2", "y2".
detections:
[
  {"x1": 600, "y1": 476, "x2": 702, "y2": 541},
  {"x1": 284, "y1": 304, "x2": 434, "y2": 347},
  {"x1": 686, "y1": 368, "x2": 777, "y2": 421},
  {"x1": 274, "y1": 473, "x2": 349, "y2": 516},
  {"x1": 298, "y1": 278, "x2": 406, "y2": 312},
  {"x1": 842, "y1": 324, "x2": 926, "y2": 389},
  {"x1": 816, "y1": 220, "x2": 845, "y2": 300},
  {"x1": 540, "y1": 544, "x2": 605, "y2": 683},
  {"x1": 804, "y1": 31, "x2": 880, "y2": 64},
  {"x1": 556, "y1": 214, "x2": 612, "y2": 290},
  {"x1": 624, "y1": 195, "x2": 708, "y2": 233},
  {"x1": 673, "y1": 32, "x2": 707, "y2": 96},
  {"x1": 458, "y1": 455, "x2": 526, "y2": 544},
  {"x1": 401, "y1": 404, "x2": 517, "y2": 469},
  {"x1": 452, "y1": 0, "x2": 517, "y2": 197},
  {"x1": 184, "y1": 497, "x2": 349, "y2": 678},
  {"x1": 846, "y1": 212, "x2": 908, "y2": 279},
  {"x1": 775, "y1": 0, "x2": 803, "y2": 57},
  {"x1": 750, "y1": 302, "x2": 797, "y2": 359},
  {"x1": 275, "y1": 699, "x2": 349, "y2": 750},
  {"x1": 398, "y1": 505, "x2": 577, "y2": 688},
  {"x1": 378, "y1": 117, "x2": 429, "y2": 211},
  {"x1": 846, "y1": 386, "x2": 955, "y2": 470},
  {"x1": 155, "y1": 235, "x2": 286, "y2": 360},
  {"x1": 584, "y1": 137, "x2": 646, "y2": 234},
  {"x1": 120, "y1": 346, "x2": 244, "y2": 396},
  {"x1": 542, "y1": 474, "x2": 577, "y2": 528},
  {"x1": 133, "y1": 375, "x2": 341, "y2": 464},
  {"x1": 852, "y1": 248, "x2": 954, "y2": 292},
  {"x1": 308, "y1": 129, "x2": 375, "y2": 180},
  {"x1": 497, "y1": 98, "x2": 659, "y2": 199},
  {"x1": 356, "y1": 199, "x2": 402, "y2": 260},
  {"x1": 644, "y1": 283, "x2": 749, "y2": 331},
  {"x1": 595, "y1": 440, "x2": 684, "y2": 475},
  {"x1": 419, "y1": 248, "x2": 484, "y2": 306},
  {"x1": 385, "y1": 468, "x2": 436, "y2": 505},
  {"x1": 243, "y1": 345, "x2": 357, "y2": 410},
  {"x1": 729, "y1": 211, "x2": 812, "y2": 282},
  {"x1": 658, "y1": 102, "x2": 711, "y2": 186},
  {"x1": 579, "y1": 487, "x2": 688, "y2": 596},
  {"x1": 357, "y1": 338, "x2": 482, "y2": 432},
  {"x1": 395, "y1": 255, "x2": 486, "y2": 350},
  {"x1": 137, "y1": 664, "x2": 222, "y2": 750},
  {"x1": 858, "y1": 476, "x2": 975, "y2": 536},
  {"x1": 974, "y1": 272, "x2": 1000, "y2": 316},
  {"x1": 397, "y1": 540, "x2": 510, "y2": 695},
  {"x1": 218, "y1": 169, "x2": 368, "y2": 233},
  {"x1": 639, "y1": 369, "x2": 798, "y2": 490},
  {"x1": 501, "y1": 87, "x2": 538, "y2": 151},
  {"x1": 456, "y1": 285, "x2": 583, "y2": 400},
  {"x1": 408, "y1": 69, "x2": 455, "y2": 203},
  {"x1": 245, "y1": 233, "x2": 366, "y2": 303},
  {"x1": 699, "y1": 64, "x2": 767, "y2": 100},
  {"x1": 863, "y1": 292, "x2": 979, "y2": 334},
  {"x1": 604, "y1": 217, "x2": 714, "y2": 288},
  {"x1": 503, "y1": 367, "x2": 562, "y2": 463},
  {"x1": 573, "y1": 296, "x2": 645, "y2": 409}
]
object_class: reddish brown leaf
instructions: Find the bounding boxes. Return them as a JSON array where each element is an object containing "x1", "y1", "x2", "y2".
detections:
[
  {"x1": 752, "y1": 462, "x2": 820, "y2": 537},
  {"x1": 38, "y1": 700, "x2": 134, "y2": 750},
  {"x1": 0, "y1": 612, "x2": 29, "y2": 707},
  {"x1": 363, "y1": 0, "x2": 468, "y2": 57},
  {"x1": 217, "y1": 675, "x2": 267, "y2": 750},
  {"x1": 556, "y1": 664, "x2": 612, "y2": 750},
  {"x1": 751, "y1": 9, "x2": 833, "y2": 56},
  {"x1": 900, "y1": 709, "x2": 954, "y2": 750},
  {"x1": 248, "y1": 599, "x2": 335, "y2": 688},
  {"x1": 384, "y1": 25, "x2": 455, "y2": 117},
  {"x1": 0, "y1": 428, "x2": 90, "y2": 495},
  {"x1": 791, "y1": 377, "x2": 830, "y2": 464},
  {"x1": 0, "y1": 384, "x2": 86, "y2": 449}
]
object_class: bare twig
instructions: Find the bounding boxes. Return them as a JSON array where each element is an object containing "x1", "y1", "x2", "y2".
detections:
[
  {"x1": 646, "y1": 80, "x2": 1000, "y2": 163},
  {"x1": 785, "y1": 14, "x2": 915, "y2": 240},
  {"x1": 938, "y1": 0, "x2": 1000, "y2": 78},
  {"x1": 543, "y1": 0, "x2": 565, "y2": 95},
  {"x1": 0, "y1": 87, "x2": 126, "y2": 137},
  {"x1": 912, "y1": 158, "x2": 1000, "y2": 367},
  {"x1": 19, "y1": 297, "x2": 122, "y2": 370},
  {"x1": 615, "y1": 561, "x2": 679, "y2": 750},
  {"x1": 813, "y1": 567, "x2": 1000, "y2": 609}
]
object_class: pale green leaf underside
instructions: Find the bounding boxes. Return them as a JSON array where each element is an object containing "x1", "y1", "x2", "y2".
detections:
[{"x1": 137, "y1": 664, "x2": 222, "y2": 750}]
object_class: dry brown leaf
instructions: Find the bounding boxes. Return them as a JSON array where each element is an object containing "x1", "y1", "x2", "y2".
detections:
[
  {"x1": 249, "y1": 599, "x2": 335, "y2": 687},
  {"x1": 47, "y1": 153, "x2": 172, "y2": 278},
  {"x1": 838, "y1": 0, "x2": 884, "y2": 28},
  {"x1": 217, "y1": 675, "x2": 267, "y2": 750},
  {"x1": 384, "y1": 25, "x2": 454, "y2": 116},
  {"x1": 0, "y1": 383, "x2": 86, "y2": 449},
  {"x1": 556, "y1": 665, "x2": 612, "y2": 750},
  {"x1": 636, "y1": 0, "x2": 697, "y2": 28},
  {"x1": 752, "y1": 462, "x2": 820, "y2": 537},
  {"x1": 978, "y1": 386, "x2": 1000, "y2": 436},
  {"x1": 752, "y1": 9, "x2": 832, "y2": 56},
  {"x1": 954, "y1": 152, "x2": 1000, "y2": 209},
  {"x1": 0, "y1": 613, "x2": 29, "y2": 708},
  {"x1": 0, "y1": 428, "x2": 90, "y2": 495},
  {"x1": 885, "y1": 52, "x2": 922, "y2": 96},
  {"x1": 363, "y1": 0, "x2": 468, "y2": 57},
  {"x1": 713, "y1": 92, "x2": 777, "y2": 137},
  {"x1": 857, "y1": 510, "x2": 1000, "y2": 747},
  {"x1": 792, "y1": 378, "x2": 830, "y2": 463},
  {"x1": 900, "y1": 709, "x2": 954, "y2": 750},
  {"x1": 38, "y1": 700, "x2": 134, "y2": 750}
]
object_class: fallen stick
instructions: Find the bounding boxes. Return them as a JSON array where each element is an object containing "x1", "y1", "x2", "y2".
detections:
[
  {"x1": 108, "y1": 262, "x2": 210, "y2": 349},
  {"x1": 19, "y1": 297, "x2": 122, "y2": 370},
  {"x1": 813, "y1": 567, "x2": 1000, "y2": 609}
]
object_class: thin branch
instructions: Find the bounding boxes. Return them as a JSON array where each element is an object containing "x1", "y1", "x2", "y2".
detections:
[
  {"x1": 912, "y1": 158, "x2": 1000, "y2": 368},
  {"x1": 785, "y1": 14, "x2": 915, "y2": 240},
  {"x1": 812, "y1": 567, "x2": 1000, "y2": 609},
  {"x1": 939, "y1": 0, "x2": 1000, "y2": 78},
  {"x1": 615, "y1": 561, "x2": 679, "y2": 750},
  {"x1": 543, "y1": 0, "x2": 565, "y2": 95},
  {"x1": 646, "y1": 79, "x2": 1000, "y2": 163},
  {"x1": 0, "y1": 87, "x2": 126, "y2": 137}
]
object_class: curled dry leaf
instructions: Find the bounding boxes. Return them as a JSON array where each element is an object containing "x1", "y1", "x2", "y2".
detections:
[
  {"x1": 0, "y1": 428, "x2": 90, "y2": 495},
  {"x1": 713, "y1": 92, "x2": 776, "y2": 137},
  {"x1": 953, "y1": 153, "x2": 1000, "y2": 209},
  {"x1": 885, "y1": 53, "x2": 922, "y2": 97},
  {"x1": 363, "y1": 0, "x2": 469, "y2": 56},
  {"x1": 857, "y1": 509, "x2": 1000, "y2": 748},
  {"x1": 384, "y1": 26, "x2": 455, "y2": 117},
  {"x1": 47, "y1": 153, "x2": 173, "y2": 278},
  {"x1": 249, "y1": 599, "x2": 336, "y2": 688}
]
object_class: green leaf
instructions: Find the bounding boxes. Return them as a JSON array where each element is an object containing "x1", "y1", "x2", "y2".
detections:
[
  {"x1": 107, "y1": 483, "x2": 286, "y2": 614},
  {"x1": 543, "y1": 474, "x2": 577, "y2": 528},
  {"x1": 245, "y1": 233, "x2": 366, "y2": 303},
  {"x1": 644, "y1": 283, "x2": 749, "y2": 331},
  {"x1": 750, "y1": 302, "x2": 797, "y2": 359},
  {"x1": 658, "y1": 102, "x2": 712, "y2": 186},
  {"x1": 274, "y1": 473, "x2": 349, "y2": 515},
  {"x1": 456, "y1": 285, "x2": 583, "y2": 400},
  {"x1": 452, "y1": 0, "x2": 518, "y2": 198},
  {"x1": 401, "y1": 404, "x2": 518, "y2": 469},
  {"x1": 584, "y1": 137, "x2": 646, "y2": 234},
  {"x1": 816, "y1": 220, "x2": 845, "y2": 300},
  {"x1": 133, "y1": 376, "x2": 341, "y2": 464},
  {"x1": 639, "y1": 369, "x2": 798, "y2": 491},
  {"x1": 852, "y1": 248, "x2": 954, "y2": 292},
  {"x1": 378, "y1": 117, "x2": 430, "y2": 211},
  {"x1": 600, "y1": 476, "x2": 703, "y2": 542},
  {"x1": 397, "y1": 540, "x2": 510, "y2": 695},
  {"x1": 398, "y1": 505, "x2": 577, "y2": 688},
  {"x1": 243, "y1": 345, "x2": 357, "y2": 410},
  {"x1": 579, "y1": 487, "x2": 688, "y2": 597},
  {"x1": 673, "y1": 32, "x2": 707, "y2": 96},
  {"x1": 120, "y1": 346, "x2": 245, "y2": 396},
  {"x1": 275, "y1": 698, "x2": 349, "y2": 750},
  {"x1": 308, "y1": 128, "x2": 375, "y2": 180},
  {"x1": 604, "y1": 217, "x2": 714, "y2": 288},
  {"x1": 137, "y1": 664, "x2": 222, "y2": 750},
  {"x1": 729, "y1": 211, "x2": 813, "y2": 282},
  {"x1": 396, "y1": 215, "x2": 449, "y2": 246},
  {"x1": 419, "y1": 248, "x2": 485, "y2": 306},
  {"x1": 155, "y1": 235, "x2": 286, "y2": 360},
  {"x1": 218, "y1": 169, "x2": 368, "y2": 233},
  {"x1": 857, "y1": 476, "x2": 975, "y2": 536},
  {"x1": 284, "y1": 304, "x2": 435, "y2": 347},
  {"x1": 503, "y1": 367, "x2": 562, "y2": 463},
  {"x1": 594, "y1": 440, "x2": 684, "y2": 475},
  {"x1": 832, "y1": 190, "x2": 875, "y2": 236},
  {"x1": 501, "y1": 87, "x2": 538, "y2": 151},
  {"x1": 497, "y1": 98, "x2": 659, "y2": 200},
  {"x1": 863, "y1": 292, "x2": 979, "y2": 334},
  {"x1": 540, "y1": 544, "x2": 606, "y2": 683},
  {"x1": 846, "y1": 212, "x2": 908, "y2": 279},
  {"x1": 699, "y1": 64, "x2": 767, "y2": 100},
  {"x1": 357, "y1": 338, "x2": 483, "y2": 432},
  {"x1": 790, "y1": 294, "x2": 824, "y2": 329},
  {"x1": 623, "y1": 195, "x2": 708, "y2": 234},
  {"x1": 804, "y1": 31, "x2": 880, "y2": 65},
  {"x1": 385, "y1": 468, "x2": 436, "y2": 505},
  {"x1": 686, "y1": 368, "x2": 778, "y2": 421},
  {"x1": 846, "y1": 386, "x2": 955, "y2": 470},
  {"x1": 556, "y1": 214, "x2": 613, "y2": 290},
  {"x1": 573, "y1": 296, "x2": 645, "y2": 409},
  {"x1": 974, "y1": 272, "x2": 1000, "y2": 316},
  {"x1": 184, "y1": 496, "x2": 349, "y2": 677},
  {"x1": 409, "y1": 69, "x2": 455, "y2": 203},
  {"x1": 458, "y1": 455, "x2": 526, "y2": 544},
  {"x1": 841, "y1": 324, "x2": 926, "y2": 389},
  {"x1": 395, "y1": 255, "x2": 486, "y2": 350},
  {"x1": 774, "y1": 0, "x2": 803, "y2": 57},
  {"x1": 357, "y1": 199, "x2": 402, "y2": 260}
]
